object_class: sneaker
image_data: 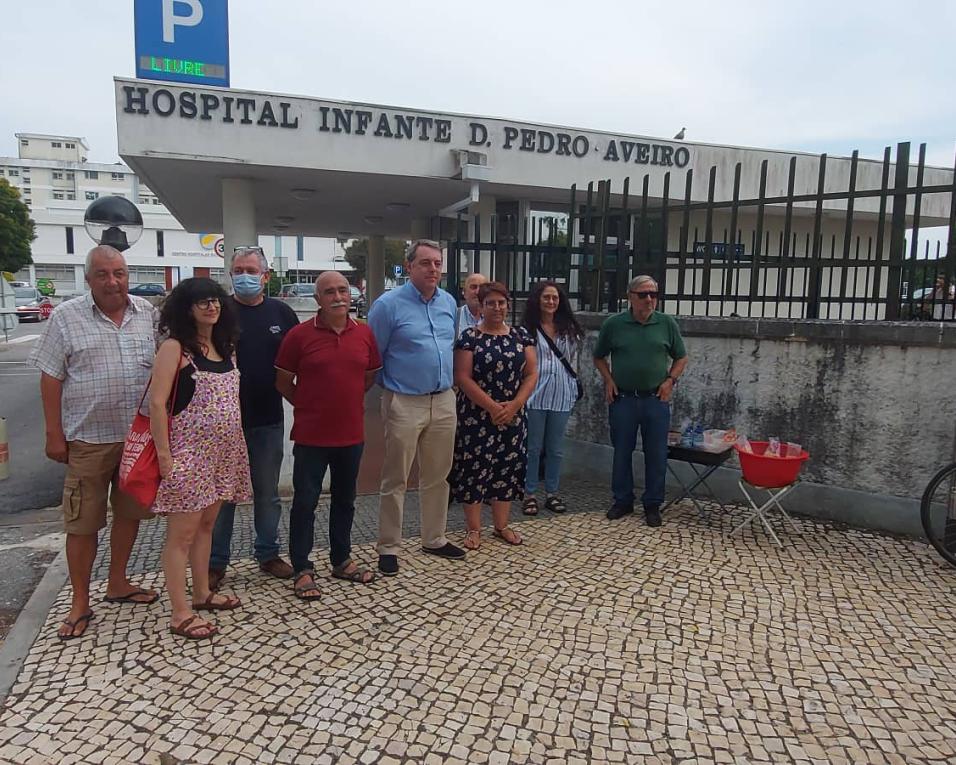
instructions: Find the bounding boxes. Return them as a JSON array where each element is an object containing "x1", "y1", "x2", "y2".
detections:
[
  {"x1": 606, "y1": 503, "x2": 633, "y2": 520},
  {"x1": 259, "y1": 558, "x2": 294, "y2": 579},
  {"x1": 208, "y1": 567, "x2": 225, "y2": 592},
  {"x1": 378, "y1": 555, "x2": 399, "y2": 576},
  {"x1": 422, "y1": 542, "x2": 466, "y2": 560},
  {"x1": 645, "y1": 507, "x2": 663, "y2": 527}
]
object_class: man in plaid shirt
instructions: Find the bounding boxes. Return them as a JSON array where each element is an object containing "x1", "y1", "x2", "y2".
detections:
[{"x1": 29, "y1": 245, "x2": 160, "y2": 640}]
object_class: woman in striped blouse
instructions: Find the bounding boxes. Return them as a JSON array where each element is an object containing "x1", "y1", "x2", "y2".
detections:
[{"x1": 520, "y1": 281, "x2": 584, "y2": 515}]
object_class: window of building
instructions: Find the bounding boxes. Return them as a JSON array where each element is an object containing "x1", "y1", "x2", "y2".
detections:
[
  {"x1": 85, "y1": 191, "x2": 98, "y2": 201},
  {"x1": 139, "y1": 196, "x2": 150, "y2": 204},
  {"x1": 67, "y1": 193, "x2": 75, "y2": 200},
  {"x1": 157, "y1": 230, "x2": 165, "y2": 258},
  {"x1": 84, "y1": 170, "x2": 98, "y2": 180},
  {"x1": 53, "y1": 192, "x2": 64, "y2": 200},
  {"x1": 0, "y1": 169, "x2": 4, "y2": 176},
  {"x1": 20, "y1": 139, "x2": 28, "y2": 146},
  {"x1": 66, "y1": 227, "x2": 74, "y2": 254},
  {"x1": 52, "y1": 171, "x2": 64, "y2": 180},
  {"x1": 111, "y1": 172, "x2": 124, "y2": 181},
  {"x1": 65, "y1": 142, "x2": 75, "y2": 149},
  {"x1": 66, "y1": 171, "x2": 74, "y2": 179},
  {"x1": 8, "y1": 169, "x2": 19, "y2": 177},
  {"x1": 152, "y1": 198, "x2": 162, "y2": 205},
  {"x1": 128, "y1": 266, "x2": 167, "y2": 285},
  {"x1": 51, "y1": 141, "x2": 62, "y2": 148},
  {"x1": 22, "y1": 178, "x2": 30, "y2": 185}
]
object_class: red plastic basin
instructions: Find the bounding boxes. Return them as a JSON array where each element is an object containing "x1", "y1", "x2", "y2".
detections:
[{"x1": 735, "y1": 441, "x2": 809, "y2": 488}]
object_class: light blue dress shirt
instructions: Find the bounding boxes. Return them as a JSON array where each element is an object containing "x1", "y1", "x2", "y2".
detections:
[{"x1": 368, "y1": 281, "x2": 457, "y2": 394}]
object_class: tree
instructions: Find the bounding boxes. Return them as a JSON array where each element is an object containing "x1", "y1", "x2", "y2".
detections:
[
  {"x1": 0, "y1": 179, "x2": 36, "y2": 273},
  {"x1": 344, "y1": 238, "x2": 407, "y2": 282}
]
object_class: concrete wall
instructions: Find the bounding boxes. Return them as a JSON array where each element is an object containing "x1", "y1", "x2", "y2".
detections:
[{"x1": 567, "y1": 314, "x2": 956, "y2": 535}]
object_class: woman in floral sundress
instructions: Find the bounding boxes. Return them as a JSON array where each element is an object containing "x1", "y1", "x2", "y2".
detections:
[{"x1": 150, "y1": 278, "x2": 251, "y2": 640}]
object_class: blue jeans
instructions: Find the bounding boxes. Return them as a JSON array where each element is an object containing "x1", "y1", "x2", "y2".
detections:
[
  {"x1": 289, "y1": 443, "x2": 364, "y2": 573},
  {"x1": 210, "y1": 422, "x2": 285, "y2": 568},
  {"x1": 525, "y1": 408, "x2": 572, "y2": 495},
  {"x1": 608, "y1": 394, "x2": 671, "y2": 510}
]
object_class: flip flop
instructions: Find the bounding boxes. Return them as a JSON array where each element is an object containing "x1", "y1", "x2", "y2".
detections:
[
  {"x1": 57, "y1": 611, "x2": 94, "y2": 641},
  {"x1": 170, "y1": 615, "x2": 218, "y2": 641},
  {"x1": 193, "y1": 593, "x2": 241, "y2": 611},
  {"x1": 103, "y1": 588, "x2": 159, "y2": 605},
  {"x1": 493, "y1": 526, "x2": 524, "y2": 545}
]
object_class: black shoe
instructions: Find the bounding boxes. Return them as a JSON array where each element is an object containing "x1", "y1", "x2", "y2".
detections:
[
  {"x1": 422, "y1": 542, "x2": 466, "y2": 560},
  {"x1": 606, "y1": 503, "x2": 634, "y2": 520},
  {"x1": 378, "y1": 555, "x2": 399, "y2": 576},
  {"x1": 645, "y1": 507, "x2": 662, "y2": 527}
]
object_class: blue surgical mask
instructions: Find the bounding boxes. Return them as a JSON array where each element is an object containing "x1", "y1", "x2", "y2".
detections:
[{"x1": 232, "y1": 273, "x2": 263, "y2": 297}]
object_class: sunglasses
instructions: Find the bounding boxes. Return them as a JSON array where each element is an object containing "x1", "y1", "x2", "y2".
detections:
[{"x1": 629, "y1": 290, "x2": 659, "y2": 299}]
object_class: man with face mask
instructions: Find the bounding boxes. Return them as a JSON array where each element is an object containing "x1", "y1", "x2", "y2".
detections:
[{"x1": 209, "y1": 246, "x2": 300, "y2": 590}]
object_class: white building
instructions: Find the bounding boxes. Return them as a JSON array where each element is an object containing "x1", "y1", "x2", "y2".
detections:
[{"x1": 2, "y1": 132, "x2": 348, "y2": 295}]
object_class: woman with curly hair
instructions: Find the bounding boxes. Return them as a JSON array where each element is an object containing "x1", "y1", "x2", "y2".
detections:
[
  {"x1": 149, "y1": 277, "x2": 251, "y2": 640},
  {"x1": 520, "y1": 281, "x2": 584, "y2": 516}
]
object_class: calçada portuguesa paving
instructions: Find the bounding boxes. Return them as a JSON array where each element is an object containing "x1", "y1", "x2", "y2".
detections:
[{"x1": 0, "y1": 481, "x2": 954, "y2": 765}]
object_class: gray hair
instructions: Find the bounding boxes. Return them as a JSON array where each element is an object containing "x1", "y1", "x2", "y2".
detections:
[
  {"x1": 406, "y1": 239, "x2": 442, "y2": 264},
  {"x1": 232, "y1": 246, "x2": 270, "y2": 273},
  {"x1": 629, "y1": 275, "x2": 658, "y2": 292},
  {"x1": 84, "y1": 245, "x2": 126, "y2": 276}
]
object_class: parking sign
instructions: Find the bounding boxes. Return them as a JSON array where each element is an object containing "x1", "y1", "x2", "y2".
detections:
[{"x1": 134, "y1": 0, "x2": 230, "y2": 87}]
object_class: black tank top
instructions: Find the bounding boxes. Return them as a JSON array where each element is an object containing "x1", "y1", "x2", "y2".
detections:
[{"x1": 170, "y1": 354, "x2": 234, "y2": 415}]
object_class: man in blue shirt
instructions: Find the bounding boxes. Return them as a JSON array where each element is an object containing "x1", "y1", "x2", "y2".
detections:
[{"x1": 368, "y1": 239, "x2": 467, "y2": 575}]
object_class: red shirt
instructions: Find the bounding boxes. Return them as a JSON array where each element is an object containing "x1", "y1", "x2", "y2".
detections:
[{"x1": 275, "y1": 316, "x2": 382, "y2": 447}]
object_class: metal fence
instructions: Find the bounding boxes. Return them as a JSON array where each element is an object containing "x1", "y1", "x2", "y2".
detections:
[{"x1": 447, "y1": 141, "x2": 956, "y2": 321}]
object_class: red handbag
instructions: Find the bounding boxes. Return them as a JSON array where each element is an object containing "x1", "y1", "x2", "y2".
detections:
[{"x1": 118, "y1": 358, "x2": 182, "y2": 509}]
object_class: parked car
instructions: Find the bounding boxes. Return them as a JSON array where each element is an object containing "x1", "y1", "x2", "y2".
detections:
[
  {"x1": 350, "y1": 285, "x2": 366, "y2": 316},
  {"x1": 14, "y1": 287, "x2": 53, "y2": 322},
  {"x1": 36, "y1": 277, "x2": 56, "y2": 297},
  {"x1": 278, "y1": 282, "x2": 317, "y2": 299},
  {"x1": 128, "y1": 283, "x2": 166, "y2": 297}
]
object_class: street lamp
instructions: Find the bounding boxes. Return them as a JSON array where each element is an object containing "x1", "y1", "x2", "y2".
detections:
[{"x1": 83, "y1": 196, "x2": 143, "y2": 251}]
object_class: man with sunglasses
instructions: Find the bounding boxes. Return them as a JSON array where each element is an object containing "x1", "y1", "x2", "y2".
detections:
[
  {"x1": 593, "y1": 275, "x2": 688, "y2": 527},
  {"x1": 209, "y1": 245, "x2": 299, "y2": 590}
]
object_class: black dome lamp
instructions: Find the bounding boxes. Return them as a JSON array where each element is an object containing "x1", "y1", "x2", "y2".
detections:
[{"x1": 83, "y1": 195, "x2": 143, "y2": 252}]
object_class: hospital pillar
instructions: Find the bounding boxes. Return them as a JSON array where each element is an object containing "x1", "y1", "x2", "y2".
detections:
[
  {"x1": 367, "y1": 235, "x2": 386, "y2": 307},
  {"x1": 221, "y1": 178, "x2": 257, "y2": 286}
]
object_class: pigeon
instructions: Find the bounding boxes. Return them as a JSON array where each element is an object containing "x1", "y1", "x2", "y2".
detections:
[{"x1": 673, "y1": 127, "x2": 686, "y2": 140}]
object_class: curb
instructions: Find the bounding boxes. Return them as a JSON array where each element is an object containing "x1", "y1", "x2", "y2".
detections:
[{"x1": 0, "y1": 548, "x2": 68, "y2": 704}]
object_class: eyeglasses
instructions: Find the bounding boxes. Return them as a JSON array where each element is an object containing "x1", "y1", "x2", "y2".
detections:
[
  {"x1": 233, "y1": 245, "x2": 264, "y2": 254},
  {"x1": 194, "y1": 297, "x2": 221, "y2": 309},
  {"x1": 629, "y1": 290, "x2": 659, "y2": 300}
]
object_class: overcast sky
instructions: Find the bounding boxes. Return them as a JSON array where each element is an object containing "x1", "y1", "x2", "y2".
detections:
[{"x1": 1, "y1": 0, "x2": 954, "y2": 167}]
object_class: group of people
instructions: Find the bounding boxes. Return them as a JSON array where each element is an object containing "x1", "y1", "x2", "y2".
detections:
[{"x1": 30, "y1": 238, "x2": 688, "y2": 642}]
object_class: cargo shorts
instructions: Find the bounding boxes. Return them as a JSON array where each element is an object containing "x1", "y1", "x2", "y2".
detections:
[{"x1": 61, "y1": 441, "x2": 154, "y2": 535}]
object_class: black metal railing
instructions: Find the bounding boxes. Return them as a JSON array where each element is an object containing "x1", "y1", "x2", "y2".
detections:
[{"x1": 447, "y1": 141, "x2": 956, "y2": 322}]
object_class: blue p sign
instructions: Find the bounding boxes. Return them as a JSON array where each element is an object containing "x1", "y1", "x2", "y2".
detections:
[{"x1": 134, "y1": 0, "x2": 230, "y2": 87}]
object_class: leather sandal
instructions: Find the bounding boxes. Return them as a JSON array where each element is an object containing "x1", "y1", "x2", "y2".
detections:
[
  {"x1": 522, "y1": 496, "x2": 539, "y2": 516},
  {"x1": 463, "y1": 529, "x2": 481, "y2": 550},
  {"x1": 293, "y1": 571, "x2": 322, "y2": 601},
  {"x1": 170, "y1": 615, "x2": 218, "y2": 641},
  {"x1": 331, "y1": 560, "x2": 375, "y2": 584},
  {"x1": 493, "y1": 526, "x2": 523, "y2": 545}
]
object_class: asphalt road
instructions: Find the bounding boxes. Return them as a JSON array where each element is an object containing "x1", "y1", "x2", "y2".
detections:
[{"x1": 0, "y1": 319, "x2": 65, "y2": 515}]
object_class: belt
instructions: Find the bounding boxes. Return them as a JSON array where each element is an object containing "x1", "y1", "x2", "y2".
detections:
[{"x1": 617, "y1": 388, "x2": 659, "y2": 397}]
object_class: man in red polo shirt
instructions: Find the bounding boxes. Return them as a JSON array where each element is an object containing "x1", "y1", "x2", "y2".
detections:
[{"x1": 275, "y1": 271, "x2": 381, "y2": 600}]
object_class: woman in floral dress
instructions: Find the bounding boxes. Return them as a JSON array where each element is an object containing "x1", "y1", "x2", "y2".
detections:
[
  {"x1": 149, "y1": 278, "x2": 251, "y2": 640},
  {"x1": 450, "y1": 282, "x2": 538, "y2": 550}
]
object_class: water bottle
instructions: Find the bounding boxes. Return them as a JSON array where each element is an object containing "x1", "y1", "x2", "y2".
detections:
[
  {"x1": 681, "y1": 424, "x2": 694, "y2": 448},
  {"x1": 692, "y1": 425, "x2": 705, "y2": 447}
]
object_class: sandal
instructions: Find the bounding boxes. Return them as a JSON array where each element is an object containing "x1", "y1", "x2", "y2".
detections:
[
  {"x1": 170, "y1": 615, "x2": 218, "y2": 641},
  {"x1": 463, "y1": 529, "x2": 481, "y2": 550},
  {"x1": 193, "y1": 592, "x2": 241, "y2": 611},
  {"x1": 493, "y1": 526, "x2": 523, "y2": 545},
  {"x1": 103, "y1": 588, "x2": 159, "y2": 605},
  {"x1": 57, "y1": 611, "x2": 94, "y2": 641},
  {"x1": 293, "y1": 571, "x2": 322, "y2": 601},
  {"x1": 522, "y1": 496, "x2": 539, "y2": 516},
  {"x1": 331, "y1": 560, "x2": 376, "y2": 584},
  {"x1": 544, "y1": 496, "x2": 567, "y2": 514}
]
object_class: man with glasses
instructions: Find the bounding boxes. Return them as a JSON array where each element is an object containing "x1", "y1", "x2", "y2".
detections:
[
  {"x1": 209, "y1": 245, "x2": 299, "y2": 590},
  {"x1": 368, "y1": 239, "x2": 466, "y2": 576},
  {"x1": 593, "y1": 275, "x2": 688, "y2": 527}
]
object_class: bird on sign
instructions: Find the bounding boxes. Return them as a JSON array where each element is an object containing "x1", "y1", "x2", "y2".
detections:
[{"x1": 673, "y1": 127, "x2": 686, "y2": 140}]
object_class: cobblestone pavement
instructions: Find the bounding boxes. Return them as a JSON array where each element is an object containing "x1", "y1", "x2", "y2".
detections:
[{"x1": 2, "y1": 481, "x2": 956, "y2": 764}]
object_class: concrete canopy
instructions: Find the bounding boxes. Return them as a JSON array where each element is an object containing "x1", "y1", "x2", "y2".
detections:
[{"x1": 114, "y1": 77, "x2": 954, "y2": 239}]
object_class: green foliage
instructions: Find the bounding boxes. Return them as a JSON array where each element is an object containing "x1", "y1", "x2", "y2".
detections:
[
  {"x1": 344, "y1": 238, "x2": 407, "y2": 281},
  {"x1": 0, "y1": 179, "x2": 36, "y2": 273}
]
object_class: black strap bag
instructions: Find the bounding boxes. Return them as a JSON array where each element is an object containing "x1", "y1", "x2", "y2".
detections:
[{"x1": 540, "y1": 330, "x2": 584, "y2": 402}]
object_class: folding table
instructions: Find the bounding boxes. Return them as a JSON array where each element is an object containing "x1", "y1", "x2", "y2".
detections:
[{"x1": 661, "y1": 444, "x2": 733, "y2": 522}]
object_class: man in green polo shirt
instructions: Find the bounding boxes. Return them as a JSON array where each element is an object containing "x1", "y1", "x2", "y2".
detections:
[{"x1": 593, "y1": 275, "x2": 688, "y2": 527}]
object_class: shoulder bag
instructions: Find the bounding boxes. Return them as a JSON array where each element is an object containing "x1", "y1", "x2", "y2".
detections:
[{"x1": 539, "y1": 330, "x2": 584, "y2": 402}]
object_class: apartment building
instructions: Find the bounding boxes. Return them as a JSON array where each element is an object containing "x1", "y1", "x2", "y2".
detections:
[{"x1": 2, "y1": 133, "x2": 346, "y2": 295}]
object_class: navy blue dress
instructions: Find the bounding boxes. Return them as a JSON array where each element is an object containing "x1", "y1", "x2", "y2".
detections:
[{"x1": 450, "y1": 326, "x2": 534, "y2": 504}]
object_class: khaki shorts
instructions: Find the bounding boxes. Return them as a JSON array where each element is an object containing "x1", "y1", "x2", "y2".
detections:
[{"x1": 61, "y1": 441, "x2": 154, "y2": 535}]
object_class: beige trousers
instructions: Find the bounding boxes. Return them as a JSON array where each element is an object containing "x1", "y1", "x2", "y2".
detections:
[{"x1": 378, "y1": 389, "x2": 456, "y2": 555}]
